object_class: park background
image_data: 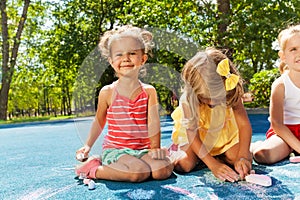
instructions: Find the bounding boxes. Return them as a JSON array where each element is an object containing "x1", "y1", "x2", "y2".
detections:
[
  {"x1": 1, "y1": 1, "x2": 300, "y2": 199},
  {"x1": 0, "y1": 0, "x2": 299, "y2": 121}
]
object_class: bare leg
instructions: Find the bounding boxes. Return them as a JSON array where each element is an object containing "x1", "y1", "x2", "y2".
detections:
[
  {"x1": 222, "y1": 143, "x2": 239, "y2": 165},
  {"x1": 252, "y1": 135, "x2": 292, "y2": 164},
  {"x1": 222, "y1": 143, "x2": 252, "y2": 165},
  {"x1": 250, "y1": 141, "x2": 263, "y2": 153},
  {"x1": 173, "y1": 145, "x2": 200, "y2": 173},
  {"x1": 95, "y1": 154, "x2": 151, "y2": 182}
]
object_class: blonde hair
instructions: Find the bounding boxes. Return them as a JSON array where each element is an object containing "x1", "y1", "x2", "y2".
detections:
[
  {"x1": 278, "y1": 24, "x2": 300, "y2": 73},
  {"x1": 181, "y1": 47, "x2": 244, "y2": 127},
  {"x1": 98, "y1": 25, "x2": 154, "y2": 59},
  {"x1": 279, "y1": 62, "x2": 288, "y2": 74}
]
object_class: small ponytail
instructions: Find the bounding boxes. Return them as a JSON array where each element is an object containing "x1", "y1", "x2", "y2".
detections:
[{"x1": 279, "y1": 61, "x2": 288, "y2": 74}]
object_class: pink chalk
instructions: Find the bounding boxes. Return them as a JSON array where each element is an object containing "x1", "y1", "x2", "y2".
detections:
[
  {"x1": 245, "y1": 174, "x2": 272, "y2": 187},
  {"x1": 289, "y1": 156, "x2": 300, "y2": 163}
]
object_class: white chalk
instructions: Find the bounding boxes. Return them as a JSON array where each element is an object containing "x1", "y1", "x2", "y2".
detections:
[
  {"x1": 289, "y1": 156, "x2": 300, "y2": 163},
  {"x1": 76, "y1": 153, "x2": 88, "y2": 162},
  {"x1": 76, "y1": 153, "x2": 84, "y2": 160},
  {"x1": 245, "y1": 174, "x2": 272, "y2": 187},
  {"x1": 78, "y1": 172, "x2": 86, "y2": 180},
  {"x1": 88, "y1": 180, "x2": 95, "y2": 190},
  {"x1": 83, "y1": 178, "x2": 91, "y2": 185}
]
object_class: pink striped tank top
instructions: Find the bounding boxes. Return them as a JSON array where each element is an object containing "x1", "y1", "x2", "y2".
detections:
[{"x1": 102, "y1": 83, "x2": 151, "y2": 150}]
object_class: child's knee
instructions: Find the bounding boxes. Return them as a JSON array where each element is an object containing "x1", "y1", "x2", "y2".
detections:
[
  {"x1": 152, "y1": 162, "x2": 174, "y2": 180},
  {"x1": 124, "y1": 162, "x2": 151, "y2": 182},
  {"x1": 128, "y1": 171, "x2": 151, "y2": 182},
  {"x1": 253, "y1": 149, "x2": 272, "y2": 164},
  {"x1": 174, "y1": 160, "x2": 195, "y2": 173}
]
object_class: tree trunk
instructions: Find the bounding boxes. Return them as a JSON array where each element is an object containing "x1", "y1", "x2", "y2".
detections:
[
  {"x1": 0, "y1": 0, "x2": 30, "y2": 120},
  {"x1": 216, "y1": 0, "x2": 234, "y2": 59},
  {"x1": 217, "y1": 0, "x2": 230, "y2": 34}
]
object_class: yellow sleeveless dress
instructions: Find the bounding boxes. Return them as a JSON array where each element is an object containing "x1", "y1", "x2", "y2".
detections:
[{"x1": 171, "y1": 104, "x2": 239, "y2": 156}]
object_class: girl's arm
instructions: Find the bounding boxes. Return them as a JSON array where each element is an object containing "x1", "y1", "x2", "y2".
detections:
[
  {"x1": 188, "y1": 129, "x2": 239, "y2": 182},
  {"x1": 81, "y1": 87, "x2": 109, "y2": 154},
  {"x1": 146, "y1": 86, "x2": 161, "y2": 149},
  {"x1": 182, "y1": 103, "x2": 239, "y2": 182},
  {"x1": 232, "y1": 98, "x2": 253, "y2": 177},
  {"x1": 270, "y1": 80, "x2": 300, "y2": 153},
  {"x1": 146, "y1": 85, "x2": 169, "y2": 160}
]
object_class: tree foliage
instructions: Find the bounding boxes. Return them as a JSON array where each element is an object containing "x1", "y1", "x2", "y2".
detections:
[
  {"x1": 229, "y1": 0, "x2": 298, "y2": 81},
  {"x1": 248, "y1": 69, "x2": 280, "y2": 108},
  {"x1": 1, "y1": 0, "x2": 299, "y2": 119}
]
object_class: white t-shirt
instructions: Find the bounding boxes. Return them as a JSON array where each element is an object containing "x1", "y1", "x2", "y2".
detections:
[{"x1": 282, "y1": 73, "x2": 300, "y2": 124}]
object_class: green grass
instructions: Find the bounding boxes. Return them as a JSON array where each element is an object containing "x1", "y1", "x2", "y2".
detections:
[{"x1": 0, "y1": 115, "x2": 77, "y2": 125}]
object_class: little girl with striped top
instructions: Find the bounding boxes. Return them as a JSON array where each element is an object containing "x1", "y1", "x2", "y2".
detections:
[{"x1": 75, "y1": 25, "x2": 173, "y2": 182}]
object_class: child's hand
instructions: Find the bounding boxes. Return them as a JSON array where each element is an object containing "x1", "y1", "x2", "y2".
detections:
[
  {"x1": 210, "y1": 162, "x2": 239, "y2": 182},
  {"x1": 149, "y1": 148, "x2": 168, "y2": 160},
  {"x1": 76, "y1": 145, "x2": 90, "y2": 162},
  {"x1": 234, "y1": 157, "x2": 252, "y2": 180}
]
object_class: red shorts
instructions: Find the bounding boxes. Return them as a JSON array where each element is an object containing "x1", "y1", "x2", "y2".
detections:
[{"x1": 266, "y1": 124, "x2": 300, "y2": 140}]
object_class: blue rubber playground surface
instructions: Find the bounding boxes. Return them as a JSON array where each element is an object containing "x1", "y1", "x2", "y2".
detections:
[{"x1": 1, "y1": 114, "x2": 300, "y2": 200}]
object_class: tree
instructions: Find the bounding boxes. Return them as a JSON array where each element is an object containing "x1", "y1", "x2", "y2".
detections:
[
  {"x1": 0, "y1": 0, "x2": 30, "y2": 120},
  {"x1": 216, "y1": 0, "x2": 230, "y2": 45},
  {"x1": 229, "y1": 0, "x2": 298, "y2": 81},
  {"x1": 3, "y1": 0, "x2": 300, "y2": 117},
  {"x1": 248, "y1": 69, "x2": 280, "y2": 108}
]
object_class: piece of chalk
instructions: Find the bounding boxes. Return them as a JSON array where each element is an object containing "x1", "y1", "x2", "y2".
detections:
[
  {"x1": 83, "y1": 178, "x2": 91, "y2": 185},
  {"x1": 78, "y1": 172, "x2": 87, "y2": 180},
  {"x1": 289, "y1": 156, "x2": 300, "y2": 163},
  {"x1": 76, "y1": 153, "x2": 88, "y2": 162},
  {"x1": 88, "y1": 180, "x2": 95, "y2": 190},
  {"x1": 76, "y1": 153, "x2": 84, "y2": 160},
  {"x1": 245, "y1": 174, "x2": 272, "y2": 187}
]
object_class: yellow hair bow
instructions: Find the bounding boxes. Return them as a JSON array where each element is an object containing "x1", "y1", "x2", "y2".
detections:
[{"x1": 216, "y1": 58, "x2": 239, "y2": 91}]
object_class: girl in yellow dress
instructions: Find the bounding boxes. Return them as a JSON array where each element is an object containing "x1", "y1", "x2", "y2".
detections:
[{"x1": 170, "y1": 47, "x2": 252, "y2": 182}]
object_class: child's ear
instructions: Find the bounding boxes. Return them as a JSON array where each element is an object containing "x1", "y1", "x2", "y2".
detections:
[
  {"x1": 278, "y1": 51, "x2": 285, "y2": 62},
  {"x1": 142, "y1": 54, "x2": 148, "y2": 64}
]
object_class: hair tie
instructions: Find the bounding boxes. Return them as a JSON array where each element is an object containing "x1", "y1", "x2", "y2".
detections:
[{"x1": 216, "y1": 58, "x2": 239, "y2": 91}]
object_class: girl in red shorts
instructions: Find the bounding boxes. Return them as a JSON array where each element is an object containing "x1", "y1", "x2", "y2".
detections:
[{"x1": 251, "y1": 24, "x2": 300, "y2": 164}]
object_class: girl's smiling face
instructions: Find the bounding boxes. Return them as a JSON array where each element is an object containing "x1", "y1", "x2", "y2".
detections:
[{"x1": 109, "y1": 36, "x2": 147, "y2": 77}]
